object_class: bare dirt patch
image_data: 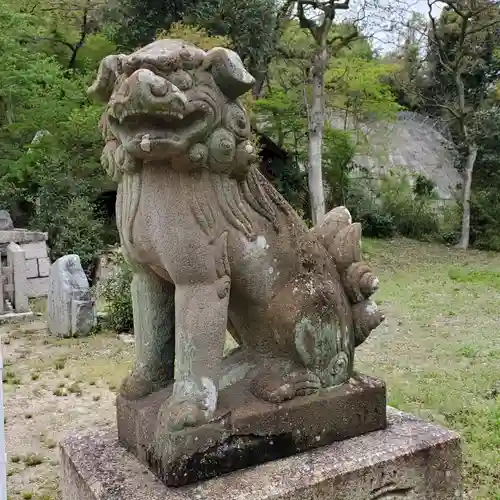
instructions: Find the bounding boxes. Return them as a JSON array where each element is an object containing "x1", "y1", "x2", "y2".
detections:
[{"x1": 2, "y1": 320, "x2": 133, "y2": 500}]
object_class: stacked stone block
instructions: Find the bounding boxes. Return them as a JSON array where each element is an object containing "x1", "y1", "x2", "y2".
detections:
[{"x1": 0, "y1": 230, "x2": 50, "y2": 298}]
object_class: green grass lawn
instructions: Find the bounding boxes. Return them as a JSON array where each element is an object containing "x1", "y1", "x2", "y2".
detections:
[
  {"x1": 6, "y1": 238, "x2": 498, "y2": 498},
  {"x1": 356, "y1": 238, "x2": 500, "y2": 499}
]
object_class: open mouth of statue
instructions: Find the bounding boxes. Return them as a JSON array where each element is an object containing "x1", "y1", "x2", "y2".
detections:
[
  {"x1": 118, "y1": 110, "x2": 193, "y2": 130},
  {"x1": 109, "y1": 107, "x2": 207, "y2": 156}
]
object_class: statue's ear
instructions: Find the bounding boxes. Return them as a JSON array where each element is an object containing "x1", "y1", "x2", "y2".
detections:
[
  {"x1": 87, "y1": 54, "x2": 126, "y2": 103},
  {"x1": 204, "y1": 48, "x2": 255, "y2": 100}
]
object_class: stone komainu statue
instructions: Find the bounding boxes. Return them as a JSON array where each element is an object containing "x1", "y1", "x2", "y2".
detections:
[{"x1": 89, "y1": 40, "x2": 384, "y2": 431}]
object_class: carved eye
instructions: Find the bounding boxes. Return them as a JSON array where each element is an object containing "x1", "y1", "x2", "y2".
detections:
[
  {"x1": 224, "y1": 103, "x2": 250, "y2": 139},
  {"x1": 168, "y1": 70, "x2": 193, "y2": 91}
]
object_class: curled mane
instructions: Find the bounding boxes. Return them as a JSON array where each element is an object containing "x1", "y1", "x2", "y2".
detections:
[{"x1": 94, "y1": 39, "x2": 296, "y2": 241}]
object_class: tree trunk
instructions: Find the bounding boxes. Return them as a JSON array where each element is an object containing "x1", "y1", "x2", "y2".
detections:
[
  {"x1": 456, "y1": 143, "x2": 478, "y2": 250},
  {"x1": 307, "y1": 46, "x2": 328, "y2": 225}
]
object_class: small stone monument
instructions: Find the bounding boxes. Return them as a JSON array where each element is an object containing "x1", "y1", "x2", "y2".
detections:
[
  {"x1": 48, "y1": 255, "x2": 95, "y2": 337},
  {"x1": 60, "y1": 41, "x2": 462, "y2": 499},
  {"x1": 0, "y1": 211, "x2": 13, "y2": 231}
]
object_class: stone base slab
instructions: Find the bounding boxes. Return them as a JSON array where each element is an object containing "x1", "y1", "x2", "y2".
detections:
[
  {"x1": 0, "y1": 311, "x2": 34, "y2": 325},
  {"x1": 117, "y1": 373, "x2": 386, "y2": 486},
  {"x1": 60, "y1": 408, "x2": 462, "y2": 500},
  {"x1": 0, "y1": 229, "x2": 48, "y2": 245}
]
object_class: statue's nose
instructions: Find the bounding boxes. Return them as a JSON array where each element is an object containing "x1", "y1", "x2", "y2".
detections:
[{"x1": 134, "y1": 69, "x2": 179, "y2": 98}]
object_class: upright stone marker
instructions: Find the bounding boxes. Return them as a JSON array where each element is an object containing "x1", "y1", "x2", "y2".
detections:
[
  {"x1": 6, "y1": 243, "x2": 29, "y2": 313},
  {"x1": 0, "y1": 211, "x2": 13, "y2": 231},
  {"x1": 60, "y1": 40, "x2": 462, "y2": 499},
  {"x1": 48, "y1": 255, "x2": 95, "y2": 337}
]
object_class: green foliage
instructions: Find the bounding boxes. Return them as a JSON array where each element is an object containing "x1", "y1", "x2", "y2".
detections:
[
  {"x1": 98, "y1": 252, "x2": 134, "y2": 333},
  {"x1": 185, "y1": 0, "x2": 278, "y2": 79},
  {"x1": 378, "y1": 171, "x2": 440, "y2": 239},
  {"x1": 2, "y1": 102, "x2": 113, "y2": 268},
  {"x1": 448, "y1": 268, "x2": 500, "y2": 288},
  {"x1": 109, "y1": 0, "x2": 196, "y2": 50},
  {"x1": 346, "y1": 170, "x2": 441, "y2": 241},
  {"x1": 383, "y1": 12, "x2": 427, "y2": 110},
  {"x1": 112, "y1": 0, "x2": 279, "y2": 82},
  {"x1": 31, "y1": 196, "x2": 107, "y2": 270},
  {"x1": 326, "y1": 57, "x2": 402, "y2": 123},
  {"x1": 253, "y1": 89, "x2": 307, "y2": 150},
  {"x1": 14, "y1": 0, "x2": 115, "y2": 71},
  {"x1": 438, "y1": 202, "x2": 462, "y2": 246},
  {"x1": 470, "y1": 189, "x2": 500, "y2": 252},
  {"x1": 467, "y1": 107, "x2": 500, "y2": 251},
  {"x1": 158, "y1": 22, "x2": 232, "y2": 51},
  {"x1": 323, "y1": 127, "x2": 355, "y2": 208},
  {"x1": 423, "y1": 2, "x2": 500, "y2": 117},
  {"x1": 259, "y1": 145, "x2": 308, "y2": 219},
  {"x1": 258, "y1": 20, "x2": 403, "y2": 223},
  {"x1": 346, "y1": 181, "x2": 397, "y2": 239},
  {"x1": 0, "y1": 2, "x2": 116, "y2": 268},
  {"x1": 253, "y1": 82, "x2": 309, "y2": 218}
]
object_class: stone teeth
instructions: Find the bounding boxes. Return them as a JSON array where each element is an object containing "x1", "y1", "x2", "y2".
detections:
[
  {"x1": 140, "y1": 134, "x2": 152, "y2": 152},
  {"x1": 118, "y1": 109, "x2": 129, "y2": 124}
]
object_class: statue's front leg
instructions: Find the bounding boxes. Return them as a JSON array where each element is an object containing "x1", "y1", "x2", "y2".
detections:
[
  {"x1": 120, "y1": 262, "x2": 176, "y2": 400},
  {"x1": 157, "y1": 276, "x2": 231, "y2": 431}
]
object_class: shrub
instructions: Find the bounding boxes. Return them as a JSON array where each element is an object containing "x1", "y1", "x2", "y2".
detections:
[
  {"x1": 438, "y1": 202, "x2": 461, "y2": 245},
  {"x1": 346, "y1": 169, "x2": 442, "y2": 240},
  {"x1": 377, "y1": 171, "x2": 440, "y2": 239},
  {"x1": 346, "y1": 181, "x2": 397, "y2": 238},
  {"x1": 98, "y1": 251, "x2": 134, "y2": 333},
  {"x1": 323, "y1": 127, "x2": 356, "y2": 208},
  {"x1": 470, "y1": 189, "x2": 500, "y2": 251},
  {"x1": 30, "y1": 196, "x2": 107, "y2": 271}
]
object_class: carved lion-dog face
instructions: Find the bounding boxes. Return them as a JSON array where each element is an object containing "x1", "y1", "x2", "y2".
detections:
[{"x1": 89, "y1": 40, "x2": 258, "y2": 178}]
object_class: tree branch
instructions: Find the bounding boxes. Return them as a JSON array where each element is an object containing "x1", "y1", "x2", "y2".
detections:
[
  {"x1": 68, "y1": 3, "x2": 90, "y2": 69},
  {"x1": 327, "y1": 26, "x2": 359, "y2": 52},
  {"x1": 297, "y1": 0, "x2": 350, "y2": 8},
  {"x1": 297, "y1": 1, "x2": 320, "y2": 41},
  {"x1": 426, "y1": 0, "x2": 455, "y2": 74}
]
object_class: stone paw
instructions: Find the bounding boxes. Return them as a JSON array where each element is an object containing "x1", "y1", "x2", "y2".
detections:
[
  {"x1": 119, "y1": 370, "x2": 170, "y2": 401},
  {"x1": 250, "y1": 369, "x2": 322, "y2": 403},
  {"x1": 157, "y1": 397, "x2": 211, "y2": 432}
]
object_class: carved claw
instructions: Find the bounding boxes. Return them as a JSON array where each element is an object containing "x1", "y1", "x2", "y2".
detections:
[
  {"x1": 352, "y1": 300, "x2": 385, "y2": 347},
  {"x1": 250, "y1": 369, "x2": 321, "y2": 403},
  {"x1": 157, "y1": 396, "x2": 211, "y2": 432},
  {"x1": 120, "y1": 369, "x2": 171, "y2": 400}
]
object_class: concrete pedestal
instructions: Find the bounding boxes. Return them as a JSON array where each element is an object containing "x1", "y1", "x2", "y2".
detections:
[{"x1": 60, "y1": 408, "x2": 462, "y2": 500}]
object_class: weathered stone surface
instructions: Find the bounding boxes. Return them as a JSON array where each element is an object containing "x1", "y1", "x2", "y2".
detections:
[
  {"x1": 25, "y1": 259, "x2": 39, "y2": 279},
  {"x1": 37, "y1": 257, "x2": 51, "y2": 277},
  {"x1": 48, "y1": 254, "x2": 95, "y2": 337},
  {"x1": 0, "y1": 210, "x2": 13, "y2": 230},
  {"x1": 0, "y1": 229, "x2": 48, "y2": 245},
  {"x1": 26, "y1": 277, "x2": 50, "y2": 298},
  {"x1": 7, "y1": 242, "x2": 29, "y2": 313},
  {"x1": 118, "y1": 372, "x2": 386, "y2": 486},
  {"x1": 0, "y1": 311, "x2": 34, "y2": 324},
  {"x1": 71, "y1": 298, "x2": 95, "y2": 336},
  {"x1": 21, "y1": 241, "x2": 48, "y2": 260},
  {"x1": 60, "y1": 408, "x2": 462, "y2": 500},
  {"x1": 89, "y1": 39, "x2": 385, "y2": 441}
]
